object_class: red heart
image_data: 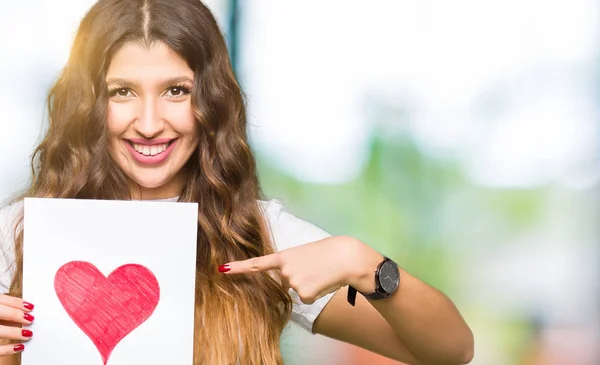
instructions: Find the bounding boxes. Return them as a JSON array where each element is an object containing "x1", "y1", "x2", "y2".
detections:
[{"x1": 54, "y1": 261, "x2": 160, "y2": 364}]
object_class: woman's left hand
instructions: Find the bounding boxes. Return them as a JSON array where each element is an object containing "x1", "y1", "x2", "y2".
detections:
[{"x1": 219, "y1": 236, "x2": 383, "y2": 304}]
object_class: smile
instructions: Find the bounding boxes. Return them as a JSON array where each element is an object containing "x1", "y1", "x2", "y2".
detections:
[
  {"x1": 123, "y1": 138, "x2": 178, "y2": 166},
  {"x1": 131, "y1": 142, "x2": 170, "y2": 156}
]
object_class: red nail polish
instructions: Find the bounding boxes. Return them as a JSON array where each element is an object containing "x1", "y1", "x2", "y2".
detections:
[
  {"x1": 218, "y1": 264, "x2": 230, "y2": 273},
  {"x1": 22, "y1": 329, "x2": 33, "y2": 338},
  {"x1": 13, "y1": 344, "x2": 24, "y2": 352},
  {"x1": 23, "y1": 302, "x2": 34, "y2": 311},
  {"x1": 23, "y1": 313, "x2": 34, "y2": 322}
]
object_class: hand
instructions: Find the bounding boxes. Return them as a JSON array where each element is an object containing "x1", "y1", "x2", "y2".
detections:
[
  {"x1": 0, "y1": 295, "x2": 34, "y2": 356},
  {"x1": 219, "y1": 236, "x2": 383, "y2": 304}
]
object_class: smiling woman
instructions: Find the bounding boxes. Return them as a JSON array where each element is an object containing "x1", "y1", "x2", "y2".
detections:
[{"x1": 0, "y1": 0, "x2": 473, "y2": 364}]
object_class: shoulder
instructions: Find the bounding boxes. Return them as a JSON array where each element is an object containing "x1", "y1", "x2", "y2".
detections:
[
  {"x1": 0, "y1": 200, "x2": 22, "y2": 293},
  {"x1": 0, "y1": 200, "x2": 23, "y2": 243},
  {"x1": 257, "y1": 199, "x2": 337, "y2": 333},
  {"x1": 0, "y1": 199, "x2": 23, "y2": 222},
  {"x1": 258, "y1": 199, "x2": 331, "y2": 252}
]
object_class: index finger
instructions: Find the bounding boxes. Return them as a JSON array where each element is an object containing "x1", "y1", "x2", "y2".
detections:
[
  {"x1": 220, "y1": 253, "x2": 282, "y2": 274},
  {"x1": 0, "y1": 295, "x2": 33, "y2": 312}
]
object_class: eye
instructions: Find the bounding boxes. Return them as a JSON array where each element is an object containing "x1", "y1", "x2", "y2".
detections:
[
  {"x1": 109, "y1": 87, "x2": 133, "y2": 97},
  {"x1": 165, "y1": 85, "x2": 191, "y2": 98}
]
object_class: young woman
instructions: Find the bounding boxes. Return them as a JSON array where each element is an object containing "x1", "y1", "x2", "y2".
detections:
[{"x1": 0, "y1": 0, "x2": 474, "y2": 364}]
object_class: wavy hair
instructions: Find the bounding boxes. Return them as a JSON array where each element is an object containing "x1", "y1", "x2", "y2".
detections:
[{"x1": 7, "y1": 0, "x2": 292, "y2": 363}]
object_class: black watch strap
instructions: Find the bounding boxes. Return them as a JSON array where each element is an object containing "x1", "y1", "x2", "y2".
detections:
[
  {"x1": 347, "y1": 285, "x2": 389, "y2": 306},
  {"x1": 347, "y1": 285, "x2": 358, "y2": 306}
]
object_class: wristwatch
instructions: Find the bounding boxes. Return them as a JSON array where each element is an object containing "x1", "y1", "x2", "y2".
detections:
[{"x1": 347, "y1": 257, "x2": 400, "y2": 306}]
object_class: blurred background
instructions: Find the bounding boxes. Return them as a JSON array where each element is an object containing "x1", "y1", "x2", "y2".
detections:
[{"x1": 1, "y1": 0, "x2": 599, "y2": 364}]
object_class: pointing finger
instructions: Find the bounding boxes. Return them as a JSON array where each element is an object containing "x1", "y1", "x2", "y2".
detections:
[{"x1": 219, "y1": 253, "x2": 282, "y2": 274}]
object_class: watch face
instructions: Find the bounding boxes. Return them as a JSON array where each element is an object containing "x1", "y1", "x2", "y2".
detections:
[{"x1": 378, "y1": 260, "x2": 400, "y2": 293}]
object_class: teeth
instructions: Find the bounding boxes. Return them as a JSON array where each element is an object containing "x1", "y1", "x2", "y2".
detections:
[{"x1": 132, "y1": 143, "x2": 169, "y2": 156}]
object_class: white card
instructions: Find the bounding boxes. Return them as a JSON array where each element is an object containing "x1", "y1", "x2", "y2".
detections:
[{"x1": 21, "y1": 198, "x2": 198, "y2": 365}]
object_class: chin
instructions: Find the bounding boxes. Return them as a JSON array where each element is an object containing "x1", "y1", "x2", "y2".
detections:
[{"x1": 129, "y1": 171, "x2": 175, "y2": 190}]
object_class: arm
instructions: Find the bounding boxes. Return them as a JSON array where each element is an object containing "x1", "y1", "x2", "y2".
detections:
[
  {"x1": 0, "y1": 203, "x2": 30, "y2": 363},
  {"x1": 312, "y1": 241, "x2": 473, "y2": 364},
  {"x1": 225, "y1": 236, "x2": 473, "y2": 364}
]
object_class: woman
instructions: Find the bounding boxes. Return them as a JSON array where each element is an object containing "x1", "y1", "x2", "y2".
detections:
[{"x1": 0, "y1": 0, "x2": 474, "y2": 364}]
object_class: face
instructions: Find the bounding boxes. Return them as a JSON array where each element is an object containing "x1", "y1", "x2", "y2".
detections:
[{"x1": 106, "y1": 41, "x2": 198, "y2": 200}]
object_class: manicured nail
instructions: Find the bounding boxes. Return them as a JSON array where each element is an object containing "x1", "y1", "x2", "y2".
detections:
[
  {"x1": 22, "y1": 329, "x2": 33, "y2": 338},
  {"x1": 23, "y1": 302, "x2": 34, "y2": 311},
  {"x1": 23, "y1": 313, "x2": 34, "y2": 322},
  {"x1": 13, "y1": 344, "x2": 24, "y2": 352},
  {"x1": 218, "y1": 264, "x2": 230, "y2": 273}
]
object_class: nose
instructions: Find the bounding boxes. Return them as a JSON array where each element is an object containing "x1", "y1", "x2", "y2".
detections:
[{"x1": 134, "y1": 97, "x2": 164, "y2": 138}]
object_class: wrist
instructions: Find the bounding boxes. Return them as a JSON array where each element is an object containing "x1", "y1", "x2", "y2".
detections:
[{"x1": 344, "y1": 237, "x2": 383, "y2": 293}]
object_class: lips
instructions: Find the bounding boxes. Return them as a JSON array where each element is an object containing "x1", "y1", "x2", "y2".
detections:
[{"x1": 123, "y1": 138, "x2": 178, "y2": 166}]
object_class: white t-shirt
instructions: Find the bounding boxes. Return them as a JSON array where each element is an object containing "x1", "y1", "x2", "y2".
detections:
[{"x1": 0, "y1": 198, "x2": 335, "y2": 333}]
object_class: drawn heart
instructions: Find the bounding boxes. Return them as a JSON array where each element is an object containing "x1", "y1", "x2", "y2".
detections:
[{"x1": 54, "y1": 261, "x2": 160, "y2": 365}]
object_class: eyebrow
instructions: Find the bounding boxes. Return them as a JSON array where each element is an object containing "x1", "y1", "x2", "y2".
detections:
[{"x1": 105, "y1": 76, "x2": 194, "y2": 89}]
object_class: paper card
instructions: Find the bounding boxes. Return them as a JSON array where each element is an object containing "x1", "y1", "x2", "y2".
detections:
[{"x1": 21, "y1": 198, "x2": 198, "y2": 365}]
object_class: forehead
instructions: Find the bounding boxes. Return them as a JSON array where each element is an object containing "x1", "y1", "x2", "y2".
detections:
[{"x1": 106, "y1": 41, "x2": 193, "y2": 79}]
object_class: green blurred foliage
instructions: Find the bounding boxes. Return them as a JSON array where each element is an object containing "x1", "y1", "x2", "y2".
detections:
[
  {"x1": 257, "y1": 134, "x2": 546, "y2": 292},
  {"x1": 256, "y1": 132, "x2": 549, "y2": 364}
]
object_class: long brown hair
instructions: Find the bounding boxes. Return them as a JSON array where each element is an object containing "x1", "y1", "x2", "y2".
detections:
[{"x1": 7, "y1": 0, "x2": 292, "y2": 363}]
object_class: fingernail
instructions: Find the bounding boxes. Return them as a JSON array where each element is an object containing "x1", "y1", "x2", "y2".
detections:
[
  {"x1": 23, "y1": 302, "x2": 34, "y2": 311},
  {"x1": 22, "y1": 329, "x2": 33, "y2": 338},
  {"x1": 23, "y1": 313, "x2": 34, "y2": 322},
  {"x1": 14, "y1": 344, "x2": 24, "y2": 352},
  {"x1": 218, "y1": 264, "x2": 230, "y2": 273}
]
